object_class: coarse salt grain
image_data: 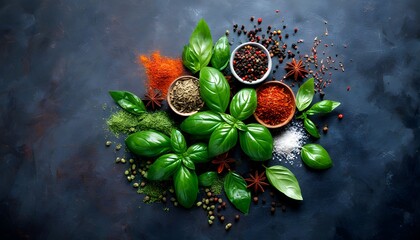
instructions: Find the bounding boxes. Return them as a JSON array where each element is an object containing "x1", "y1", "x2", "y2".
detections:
[{"x1": 272, "y1": 120, "x2": 308, "y2": 164}]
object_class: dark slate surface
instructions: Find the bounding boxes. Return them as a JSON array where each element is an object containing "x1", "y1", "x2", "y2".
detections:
[{"x1": 1, "y1": 0, "x2": 419, "y2": 239}]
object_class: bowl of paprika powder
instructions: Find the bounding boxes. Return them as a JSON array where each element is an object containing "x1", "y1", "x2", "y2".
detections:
[
  {"x1": 229, "y1": 42, "x2": 272, "y2": 85},
  {"x1": 254, "y1": 81, "x2": 296, "y2": 128}
]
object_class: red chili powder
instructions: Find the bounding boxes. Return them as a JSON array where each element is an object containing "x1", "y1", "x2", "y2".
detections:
[
  {"x1": 139, "y1": 51, "x2": 184, "y2": 97},
  {"x1": 255, "y1": 84, "x2": 294, "y2": 126}
]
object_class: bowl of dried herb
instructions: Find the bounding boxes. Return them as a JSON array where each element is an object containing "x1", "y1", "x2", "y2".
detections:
[
  {"x1": 167, "y1": 76, "x2": 205, "y2": 116},
  {"x1": 229, "y1": 42, "x2": 272, "y2": 85},
  {"x1": 254, "y1": 81, "x2": 296, "y2": 128}
]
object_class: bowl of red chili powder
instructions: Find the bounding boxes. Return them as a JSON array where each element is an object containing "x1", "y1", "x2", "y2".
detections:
[
  {"x1": 230, "y1": 42, "x2": 272, "y2": 85},
  {"x1": 254, "y1": 81, "x2": 296, "y2": 128}
]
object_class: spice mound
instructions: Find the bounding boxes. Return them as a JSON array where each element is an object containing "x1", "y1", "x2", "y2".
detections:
[
  {"x1": 254, "y1": 81, "x2": 295, "y2": 127},
  {"x1": 168, "y1": 76, "x2": 204, "y2": 115},
  {"x1": 232, "y1": 44, "x2": 269, "y2": 82}
]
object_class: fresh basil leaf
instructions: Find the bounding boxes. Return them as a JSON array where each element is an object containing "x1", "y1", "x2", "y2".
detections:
[
  {"x1": 224, "y1": 171, "x2": 251, "y2": 214},
  {"x1": 125, "y1": 130, "x2": 171, "y2": 157},
  {"x1": 295, "y1": 78, "x2": 314, "y2": 111},
  {"x1": 266, "y1": 165, "x2": 303, "y2": 200},
  {"x1": 208, "y1": 123, "x2": 238, "y2": 157},
  {"x1": 306, "y1": 100, "x2": 341, "y2": 115},
  {"x1": 235, "y1": 120, "x2": 247, "y2": 131},
  {"x1": 239, "y1": 123, "x2": 273, "y2": 161},
  {"x1": 199, "y1": 67, "x2": 230, "y2": 113},
  {"x1": 182, "y1": 44, "x2": 200, "y2": 73},
  {"x1": 230, "y1": 88, "x2": 257, "y2": 121},
  {"x1": 186, "y1": 143, "x2": 209, "y2": 163},
  {"x1": 301, "y1": 143, "x2": 333, "y2": 169},
  {"x1": 109, "y1": 91, "x2": 146, "y2": 115},
  {"x1": 145, "y1": 153, "x2": 181, "y2": 180},
  {"x1": 182, "y1": 157, "x2": 195, "y2": 171},
  {"x1": 182, "y1": 19, "x2": 213, "y2": 73},
  {"x1": 181, "y1": 111, "x2": 223, "y2": 136},
  {"x1": 303, "y1": 117, "x2": 320, "y2": 138},
  {"x1": 170, "y1": 129, "x2": 187, "y2": 154},
  {"x1": 219, "y1": 113, "x2": 236, "y2": 126},
  {"x1": 174, "y1": 165, "x2": 198, "y2": 208},
  {"x1": 198, "y1": 171, "x2": 218, "y2": 187},
  {"x1": 210, "y1": 35, "x2": 230, "y2": 71}
]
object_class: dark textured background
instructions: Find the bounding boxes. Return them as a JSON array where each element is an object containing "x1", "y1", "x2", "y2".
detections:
[{"x1": 1, "y1": 0, "x2": 419, "y2": 239}]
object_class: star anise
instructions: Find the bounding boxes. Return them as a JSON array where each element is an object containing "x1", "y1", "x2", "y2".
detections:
[
  {"x1": 245, "y1": 170, "x2": 269, "y2": 193},
  {"x1": 211, "y1": 152, "x2": 235, "y2": 174},
  {"x1": 284, "y1": 58, "x2": 309, "y2": 81},
  {"x1": 144, "y1": 89, "x2": 164, "y2": 110}
]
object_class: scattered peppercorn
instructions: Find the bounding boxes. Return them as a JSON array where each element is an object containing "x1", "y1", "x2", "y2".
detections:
[
  {"x1": 250, "y1": 16, "x2": 254, "y2": 21},
  {"x1": 338, "y1": 113, "x2": 344, "y2": 119},
  {"x1": 235, "y1": 214, "x2": 240, "y2": 221},
  {"x1": 323, "y1": 125, "x2": 329, "y2": 133},
  {"x1": 257, "y1": 18, "x2": 262, "y2": 24},
  {"x1": 105, "y1": 141, "x2": 112, "y2": 146},
  {"x1": 271, "y1": 207, "x2": 276, "y2": 214},
  {"x1": 253, "y1": 196, "x2": 259, "y2": 204}
]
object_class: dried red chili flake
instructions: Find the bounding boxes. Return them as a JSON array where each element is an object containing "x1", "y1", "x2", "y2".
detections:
[{"x1": 255, "y1": 84, "x2": 294, "y2": 126}]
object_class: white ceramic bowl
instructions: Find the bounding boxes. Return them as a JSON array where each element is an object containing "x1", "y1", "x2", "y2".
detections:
[{"x1": 229, "y1": 42, "x2": 272, "y2": 85}]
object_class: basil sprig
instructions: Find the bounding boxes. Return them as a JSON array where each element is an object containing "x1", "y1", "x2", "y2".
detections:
[
  {"x1": 295, "y1": 78, "x2": 341, "y2": 138},
  {"x1": 210, "y1": 35, "x2": 230, "y2": 71},
  {"x1": 182, "y1": 19, "x2": 213, "y2": 73},
  {"x1": 266, "y1": 165, "x2": 303, "y2": 200},
  {"x1": 224, "y1": 171, "x2": 251, "y2": 214},
  {"x1": 109, "y1": 90, "x2": 146, "y2": 115},
  {"x1": 127, "y1": 129, "x2": 209, "y2": 208},
  {"x1": 181, "y1": 80, "x2": 273, "y2": 161},
  {"x1": 301, "y1": 144, "x2": 333, "y2": 169}
]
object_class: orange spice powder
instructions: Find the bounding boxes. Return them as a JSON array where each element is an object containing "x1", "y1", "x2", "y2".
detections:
[{"x1": 139, "y1": 51, "x2": 184, "y2": 97}]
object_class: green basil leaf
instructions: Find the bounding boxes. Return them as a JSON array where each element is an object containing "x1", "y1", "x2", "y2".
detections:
[
  {"x1": 235, "y1": 120, "x2": 247, "y2": 131},
  {"x1": 174, "y1": 165, "x2": 198, "y2": 208},
  {"x1": 219, "y1": 113, "x2": 236, "y2": 126},
  {"x1": 198, "y1": 171, "x2": 218, "y2": 187},
  {"x1": 182, "y1": 19, "x2": 213, "y2": 73},
  {"x1": 182, "y1": 157, "x2": 196, "y2": 171},
  {"x1": 109, "y1": 91, "x2": 146, "y2": 115},
  {"x1": 266, "y1": 165, "x2": 303, "y2": 200},
  {"x1": 224, "y1": 171, "x2": 251, "y2": 214},
  {"x1": 301, "y1": 143, "x2": 333, "y2": 169},
  {"x1": 186, "y1": 143, "x2": 209, "y2": 163},
  {"x1": 210, "y1": 35, "x2": 230, "y2": 71},
  {"x1": 199, "y1": 67, "x2": 230, "y2": 113},
  {"x1": 295, "y1": 78, "x2": 314, "y2": 111},
  {"x1": 180, "y1": 111, "x2": 223, "y2": 136},
  {"x1": 303, "y1": 117, "x2": 320, "y2": 138},
  {"x1": 230, "y1": 88, "x2": 257, "y2": 121},
  {"x1": 208, "y1": 123, "x2": 238, "y2": 157},
  {"x1": 125, "y1": 130, "x2": 171, "y2": 157},
  {"x1": 170, "y1": 129, "x2": 187, "y2": 154},
  {"x1": 306, "y1": 100, "x2": 341, "y2": 115},
  {"x1": 145, "y1": 153, "x2": 181, "y2": 180},
  {"x1": 239, "y1": 123, "x2": 273, "y2": 161},
  {"x1": 182, "y1": 44, "x2": 200, "y2": 73}
]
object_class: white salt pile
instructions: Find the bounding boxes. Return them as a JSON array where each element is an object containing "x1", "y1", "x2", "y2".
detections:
[{"x1": 272, "y1": 120, "x2": 308, "y2": 166}]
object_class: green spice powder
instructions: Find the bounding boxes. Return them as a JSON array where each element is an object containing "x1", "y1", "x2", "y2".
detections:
[{"x1": 107, "y1": 110, "x2": 176, "y2": 137}]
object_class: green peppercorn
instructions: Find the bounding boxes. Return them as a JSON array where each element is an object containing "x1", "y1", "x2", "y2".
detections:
[
  {"x1": 225, "y1": 223, "x2": 232, "y2": 230},
  {"x1": 105, "y1": 141, "x2": 112, "y2": 147},
  {"x1": 129, "y1": 158, "x2": 134, "y2": 164},
  {"x1": 120, "y1": 158, "x2": 126, "y2": 164},
  {"x1": 133, "y1": 183, "x2": 139, "y2": 188}
]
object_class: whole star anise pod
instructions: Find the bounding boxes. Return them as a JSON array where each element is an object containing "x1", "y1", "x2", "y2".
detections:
[
  {"x1": 284, "y1": 58, "x2": 309, "y2": 81},
  {"x1": 245, "y1": 170, "x2": 269, "y2": 193},
  {"x1": 144, "y1": 89, "x2": 164, "y2": 110},
  {"x1": 211, "y1": 152, "x2": 235, "y2": 174}
]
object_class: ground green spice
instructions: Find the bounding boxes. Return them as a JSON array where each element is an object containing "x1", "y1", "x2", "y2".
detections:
[
  {"x1": 210, "y1": 176, "x2": 225, "y2": 195},
  {"x1": 137, "y1": 181, "x2": 171, "y2": 203},
  {"x1": 106, "y1": 110, "x2": 176, "y2": 137}
]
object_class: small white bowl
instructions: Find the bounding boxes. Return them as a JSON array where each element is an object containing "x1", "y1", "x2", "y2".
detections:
[{"x1": 229, "y1": 42, "x2": 272, "y2": 85}]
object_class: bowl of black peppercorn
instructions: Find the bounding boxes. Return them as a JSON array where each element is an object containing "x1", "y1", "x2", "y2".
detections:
[{"x1": 229, "y1": 42, "x2": 272, "y2": 85}]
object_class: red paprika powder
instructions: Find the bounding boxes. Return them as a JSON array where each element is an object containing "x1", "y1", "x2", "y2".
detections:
[{"x1": 255, "y1": 83, "x2": 294, "y2": 126}]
